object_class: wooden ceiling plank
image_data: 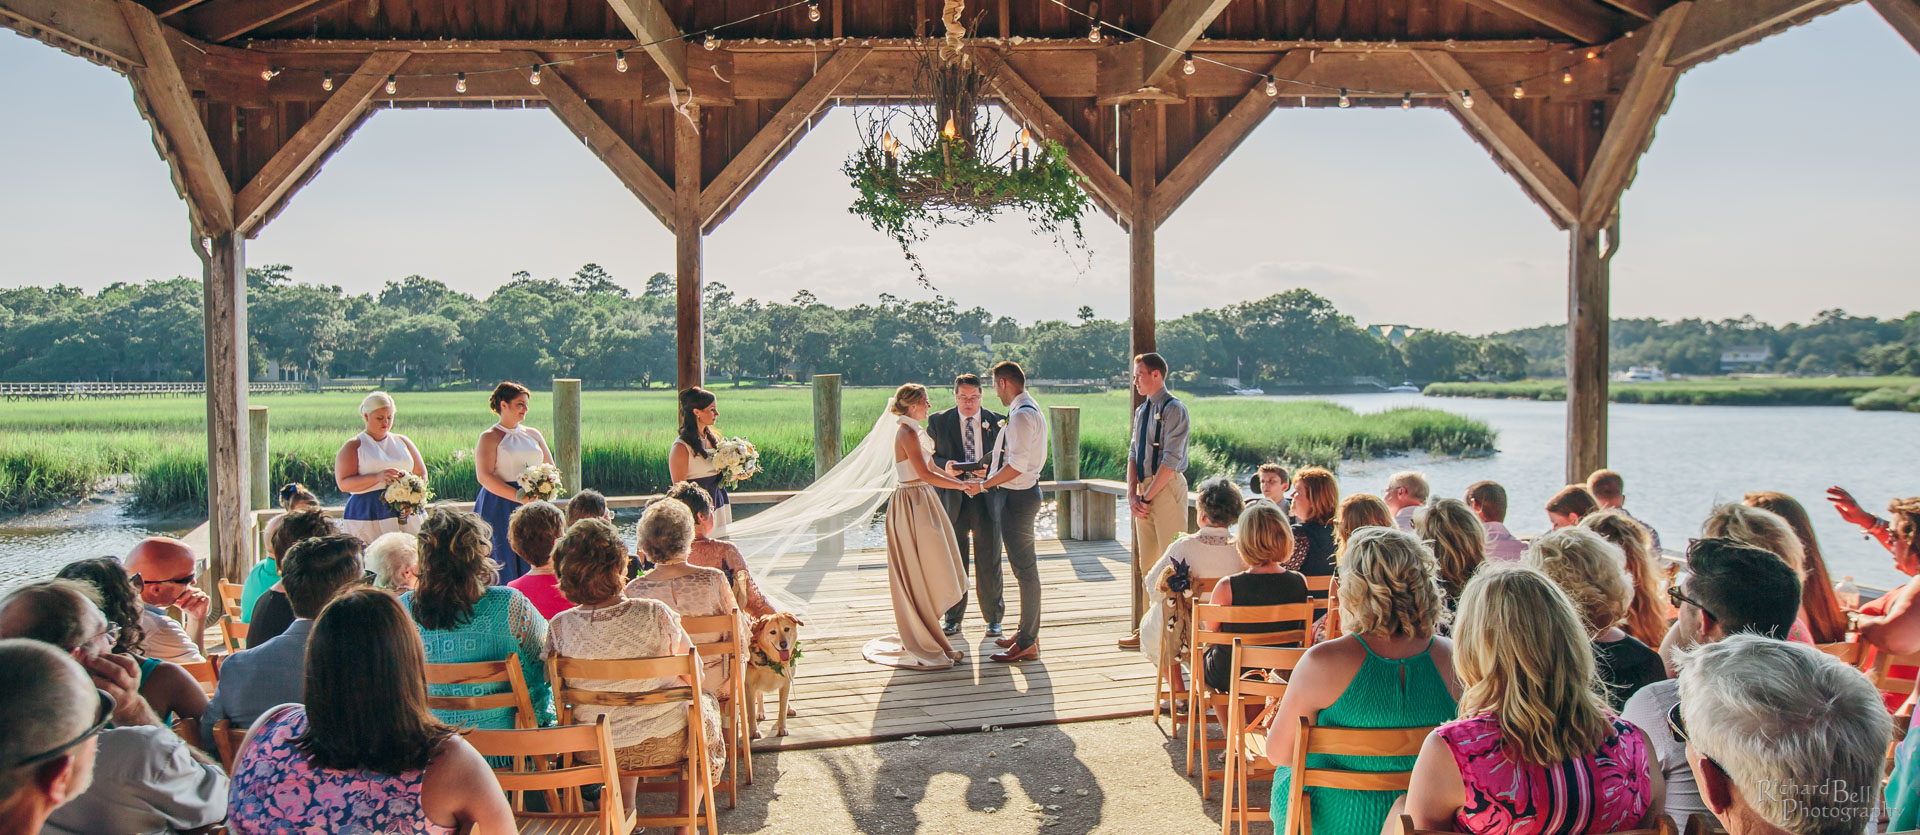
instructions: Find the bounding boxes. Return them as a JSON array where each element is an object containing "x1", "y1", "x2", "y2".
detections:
[
  {"x1": 180, "y1": 0, "x2": 350, "y2": 43},
  {"x1": 990, "y1": 64, "x2": 1131, "y2": 226},
  {"x1": 529, "y1": 51, "x2": 677, "y2": 231},
  {"x1": 605, "y1": 0, "x2": 690, "y2": 91},
  {"x1": 1597, "y1": 0, "x2": 1661, "y2": 21},
  {"x1": 1141, "y1": 0, "x2": 1238, "y2": 86},
  {"x1": 234, "y1": 50, "x2": 407, "y2": 236},
  {"x1": 1457, "y1": 0, "x2": 1617, "y2": 42},
  {"x1": 0, "y1": 0, "x2": 143, "y2": 66},
  {"x1": 1148, "y1": 51, "x2": 1312, "y2": 226},
  {"x1": 700, "y1": 47, "x2": 871, "y2": 233},
  {"x1": 119, "y1": 0, "x2": 235, "y2": 234},
  {"x1": 1666, "y1": 0, "x2": 1853, "y2": 67},
  {"x1": 1867, "y1": 0, "x2": 1920, "y2": 55},
  {"x1": 1577, "y1": 3, "x2": 1688, "y2": 225},
  {"x1": 1412, "y1": 49, "x2": 1578, "y2": 228}
]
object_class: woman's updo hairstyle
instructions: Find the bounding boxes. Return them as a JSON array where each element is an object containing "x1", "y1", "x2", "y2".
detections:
[
  {"x1": 489, "y1": 381, "x2": 530, "y2": 414},
  {"x1": 677, "y1": 387, "x2": 718, "y2": 457},
  {"x1": 359, "y1": 390, "x2": 396, "y2": 417},
  {"x1": 279, "y1": 482, "x2": 320, "y2": 510},
  {"x1": 1338, "y1": 526, "x2": 1449, "y2": 640},
  {"x1": 890, "y1": 384, "x2": 930, "y2": 415}
]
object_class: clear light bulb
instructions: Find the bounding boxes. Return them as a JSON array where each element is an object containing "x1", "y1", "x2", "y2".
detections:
[
  {"x1": 1264, "y1": 76, "x2": 1277, "y2": 97},
  {"x1": 455, "y1": 72, "x2": 467, "y2": 93},
  {"x1": 1181, "y1": 53, "x2": 1196, "y2": 75},
  {"x1": 1460, "y1": 90, "x2": 1474, "y2": 109},
  {"x1": 704, "y1": 32, "x2": 716, "y2": 51},
  {"x1": 1338, "y1": 88, "x2": 1350, "y2": 108},
  {"x1": 1561, "y1": 67, "x2": 1573, "y2": 84},
  {"x1": 321, "y1": 72, "x2": 334, "y2": 92},
  {"x1": 1511, "y1": 81, "x2": 1524, "y2": 99},
  {"x1": 260, "y1": 67, "x2": 279, "y2": 81},
  {"x1": 1089, "y1": 22, "x2": 1101, "y2": 42},
  {"x1": 530, "y1": 66, "x2": 542, "y2": 86},
  {"x1": 807, "y1": 1, "x2": 820, "y2": 22},
  {"x1": 384, "y1": 74, "x2": 397, "y2": 95},
  {"x1": 616, "y1": 50, "x2": 628, "y2": 72},
  {"x1": 1586, "y1": 48, "x2": 1599, "y2": 60},
  {"x1": 1401, "y1": 92, "x2": 1412, "y2": 110}
]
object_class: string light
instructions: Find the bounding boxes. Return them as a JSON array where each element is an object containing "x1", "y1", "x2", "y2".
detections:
[
  {"x1": 1562, "y1": 67, "x2": 1574, "y2": 84},
  {"x1": 1401, "y1": 92, "x2": 1412, "y2": 110},
  {"x1": 1088, "y1": 21, "x2": 1101, "y2": 42},
  {"x1": 530, "y1": 66, "x2": 542, "y2": 86},
  {"x1": 1460, "y1": 89, "x2": 1474, "y2": 109},
  {"x1": 1338, "y1": 88, "x2": 1350, "y2": 108},
  {"x1": 321, "y1": 72, "x2": 333, "y2": 92},
  {"x1": 1264, "y1": 75, "x2": 1277, "y2": 97},
  {"x1": 615, "y1": 49, "x2": 628, "y2": 72},
  {"x1": 1181, "y1": 53, "x2": 1196, "y2": 75},
  {"x1": 1586, "y1": 48, "x2": 1599, "y2": 60},
  {"x1": 807, "y1": 1, "x2": 820, "y2": 22},
  {"x1": 384, "y1": 74, "x2": 397, "y2": 95},
  {"x1": 704, "y1": 32, "x2": 717, "y2": 51},
  {"x1": 260, "y1": 67, "x2": 279, "y2": 81},
  {"x1": 1511, "y1": 81, "x2": 1524, "y2": 99},
  {"x1": 455, "y1": 72, "x2": 467, "y2": 93}
]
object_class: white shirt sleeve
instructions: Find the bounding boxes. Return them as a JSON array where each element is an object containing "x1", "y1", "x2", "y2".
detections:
[{"x1": 1004, "y1": 406, "x2": 1043, "y2": 475}]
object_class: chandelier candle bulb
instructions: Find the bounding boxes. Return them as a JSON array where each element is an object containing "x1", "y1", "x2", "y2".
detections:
[
  {"x1": 616, "y1": 49, "x2": 628, "y2": 72},
  {"x1": 943, "y1": 117, "x2": 957, "y2": 139}
]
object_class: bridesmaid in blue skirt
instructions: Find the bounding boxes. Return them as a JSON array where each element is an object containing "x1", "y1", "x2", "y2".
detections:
[
  {"x1": 473, "y1": 381, "x2": 553, "y2": 582},
  {"x1": 334, "y1": 391, "x2": 428, "y2": 545},
  {"x1": 668, "y1": 387, "x2": 733, "y2": 537}
]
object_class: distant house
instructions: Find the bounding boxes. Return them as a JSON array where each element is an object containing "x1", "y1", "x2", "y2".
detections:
[
  {"x1": 1720, "y1": 345, "x2": 1773, "y2": 372},
  {"x1": 1367, "y1": 324, "x2": 1423, "y2": 348}
]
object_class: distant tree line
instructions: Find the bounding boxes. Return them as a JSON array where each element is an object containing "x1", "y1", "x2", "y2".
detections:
[{"x1": 1491, "y1": 310, "x2": 1920, "y2": 378}]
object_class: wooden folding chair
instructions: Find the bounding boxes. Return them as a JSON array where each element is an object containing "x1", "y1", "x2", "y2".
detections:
[
  {"x1": 217, "y1": 580, "x2": 245, "y2": 620},
  {"x1": 1402, "y1": 815, "x2": 1671, "y2": 835},
  {"x1": 467, "y1": 715, "x2": 640, "y2": 835},
  {"x1": 424, "y1": 654, "x2": 541, "y2": 728},
  {"x1": 1188, "y1": 600, "x2": 1315, "y2": 799},
  {"x1": 1817, "y1": 639, "x2": 1865, "y2": 667},
  {"x1": 1151, "y1": 576, "x2": 1220, "y2": 731},
  {"x1": 1683, "y1": 813, "x2": 1725, "y2": 835},
  {"x1": 209, "y1": 718, "x2": 251, "y2": 772},
  {"x1": 548, "y1": 649, "x2": 719, "y2": 834},
  {"x1": 178, "y1": 657, "x2": 220, "y2": 697},
  {"x1": 681, "y1": 611, "x2": 750, "y2": 804},
  {"x1": 1222, "y1": 639, "x2": 1308, "y2": 835},
  {"x1": 1285, "y1": 719, "x2": 1435, "y2": 835},
  {"x1": 1302, "y1": 575, "x2": 1335, "y2": 620},
  {"x1": 1867, "y1": 646, "x2": 1920, "y2": 714}
]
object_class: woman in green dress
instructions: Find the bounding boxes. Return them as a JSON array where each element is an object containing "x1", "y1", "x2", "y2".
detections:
[{"x1": 1265, "y1": 525, "x2": 1462, "y2": 835}]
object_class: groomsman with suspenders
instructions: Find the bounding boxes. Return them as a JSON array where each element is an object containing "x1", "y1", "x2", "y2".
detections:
[{"x1": 1118, "y1": 352, "x2": 1191, "y2": 650}]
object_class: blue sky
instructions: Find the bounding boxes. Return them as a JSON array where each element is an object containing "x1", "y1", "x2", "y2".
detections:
[{"x1": 1, "y1": 6, "x2": 1915, "y2": 334}]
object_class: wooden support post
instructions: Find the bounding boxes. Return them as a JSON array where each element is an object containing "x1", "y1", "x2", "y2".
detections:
[
  {"x1": 1085, "y1": 489, "x2": 1117, "y2": 541},
  {"x1": 674, "y1": 107, "x2": 703, "y2": 389},
  {"x1": 1868, "y1": 0, "x2": 1920, "y2": 55},
  {"x1": 248, "y1": 405, "x2": 269, "y2": 510},
  {"x1": 1127, "y1": 100, "x2": 1158, "y2": 391},
  {"x1": 1048, "y1": 406, "x2": 1081, "y2": 541},
  {"x1": 1566, "y1": 222, "x2": 1609, "y2": 484},
  {"x1": 813, "y1": 374, "x2": 843, "y2": 556},
  {"x1": 201, "y1": 231, "x2": 250, "y2": 585},
  {"x1": 552, "y1": 378, "x2": 582, "y2": 494}
]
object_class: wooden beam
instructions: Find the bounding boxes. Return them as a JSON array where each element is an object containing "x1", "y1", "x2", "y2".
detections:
[
  {"x1": 991, "y1": 64, "x2": 1131, "y2": 227},
  {"x1": 1140, "y1": 0, "x2": 1236, "y2": 86},
  {"x1": 1412, "y1": 50, "x2": 1579, "y2": 229},
  {"x1": 199, "y1": 230, "x2": 252, "y2": 587},
  {"x1": 1566, "y1": 221, "x2": 1609, "y2": 482},
  {"x1": 234, "y1": 51, "x2": 406, "y2": 236},
  {"x1": 674, "y1": 105, "x2": 703, "y2": 389},
  {"x1": 530, "y1": 53, "x2": 677, "y2": 231},
  {"x1": 1459, "y1": 0, "x2": 1618, "y2": 42},
  {"x1": 179, "y1": 0, "x2": 348, "y2": 43},
  {"x1": 1667, "y1": 0, "x2": 1853, "y2": 67},
  {"x1": 120, "y1": 0, "x2": 234, "y2": 234},
  {"x1": 605, "y1": 0, "x2": 690, "y2": 91},
  {"x1": 699, "y1": 47, "x2": 870, "y2": 233},
  {"x1": 1598, "y1": 0, "x2": 1662, "y2": 20},
  {"x1": 1148, "y1": 52, "x2": 1308, "y2": 226},
  {"x1": 1868, "y1": 0, "x2": 1920, "y2": 54},
  {"x1": 150, "y1": 0, "x2": 212, "y2": 16},
  {"x1": 1126, "y1": 101, "x2": 1157, "y2": 385},
  {"x1": 1578, "y1": 4, "x2": 1689, "y2": 225},
  {"x1": 0, "y1": 0, "x2": 142, "y2": 67}
]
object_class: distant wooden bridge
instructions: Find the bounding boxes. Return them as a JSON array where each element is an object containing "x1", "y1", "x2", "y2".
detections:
[{"x1": 0, "y1": 381, "x2": 308, "y2": 400}]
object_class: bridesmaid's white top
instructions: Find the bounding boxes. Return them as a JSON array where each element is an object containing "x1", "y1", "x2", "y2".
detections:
[
  {"x1": 893, "y1": 415, "x2": 933, "y2": 483},
  {"x1": 492, "y1": 423, "x2": 547, "y2": 484},
  {"x1": 352, "y1": 432, "x2": 413, "y2": 495},
  {"x1": 673, "y1": 437, "x2": 720, "y2": 480}
]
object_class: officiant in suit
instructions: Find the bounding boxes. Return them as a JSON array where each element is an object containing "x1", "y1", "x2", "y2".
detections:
[{"x1": 928, "y1": 373, "x2": 1005, "y2": 636}]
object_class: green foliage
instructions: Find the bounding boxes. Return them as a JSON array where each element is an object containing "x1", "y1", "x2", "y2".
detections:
[
  {"x1": 1486, "y1": 310, "x2": 1920, "y2": 378},
  {"x1": 1427, "y1": 376, "x2": 1920, "y2": 407},
  {"x1": 1853, "y1": 385, "x2": 1920, "y2": 412}
]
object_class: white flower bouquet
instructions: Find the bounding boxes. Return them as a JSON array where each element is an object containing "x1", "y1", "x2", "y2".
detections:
[
  {"x1": 711, "y1": 436, "x2": 761, "y2": 488},
  {"x1": 383, "y1": 474, "x2": 433, "y2": 522},
  {"x1": 516, "y1": 462, "x2": 567, "y2": 502}
]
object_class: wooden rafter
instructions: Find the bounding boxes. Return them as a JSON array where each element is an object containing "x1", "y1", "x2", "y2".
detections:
[
  {"x1": 529, "y1": 53, "x2": 677, "y2": 231},
  {"x1": 1140, "y1": 0, "x2": 1236, "y2": 87},
  {"x1": 1147, "y1": 52, "x2": 1309, "y2": 226},
  {"x1": 1459, "y1": 0, "x2": 1618, "y2": 43},
  {"x1": 120, "y1": 0, "x2": 234, "y2": 234},
  {"x1": 1412, "y1": 49, "x2": 1579, "y2": 228},
  {"x1": 1867, "y1": 0, "x2": 1920, "y2": 54},
  {"x1": 990, "y1": 64, "x2": 1131, "y2": 226},
  {"x1": 700, "y1": 48, "x2": 870, "y2": 234},
  {"x1": 234, "y1": 51, "x2": 408, "y2": 236},
  {"x1": 605, "y1": 0, "x2": 690, "y2": 91},
  {"x1": 1578, "y1": 4, "x2": 1690, "y2": 225},
  {"x1": 1667, "y1": 0, "x2": 1854, "y2": 68},
  {"x1": 0, "y1": 0, "x2": 142, "y2": 67},
  {"x1": 179, "y1": 0, "x2": 349, "y2": 43},
  {"x1": 149, "y1": 0, "x2": 211, "y2": 16},
  {"x1": 1597, "y1": 0, "x2": 1662, "y2": 20}
]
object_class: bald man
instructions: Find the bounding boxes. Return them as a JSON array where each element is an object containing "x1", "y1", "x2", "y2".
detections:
[
  {"x1": 0, "y1": 639, "x2": 104, "y2": 835},
  {"x1": 123, "y1": 537, "x2": 210, "y2": 664}
]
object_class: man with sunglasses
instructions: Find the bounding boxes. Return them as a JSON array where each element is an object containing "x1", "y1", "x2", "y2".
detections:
[
  {"x1": 0, "y1": 639, "x2": 106, "y2": 835},
  {"x1": 1619, "y1": 537, "x2": 1802, "y2": 830},
  {"x1": 124, "y1": 538, "x2": 211, "y2": 665}
]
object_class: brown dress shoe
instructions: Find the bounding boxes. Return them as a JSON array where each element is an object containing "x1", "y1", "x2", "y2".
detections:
[
  {"x1": 990, "y1": 642, "x2": 1040, "y2": 663},
  {"x1": 994, "y1": 635, "x2": 1019, "y2": 648},
  {"x1": 1116, "y1": 633, "x2": 1142, "y2": 650}
]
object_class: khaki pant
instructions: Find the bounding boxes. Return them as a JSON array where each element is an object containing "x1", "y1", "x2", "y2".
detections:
[{"x1": 1131, "y1": 470, "x2": 1189, "y2": 626}]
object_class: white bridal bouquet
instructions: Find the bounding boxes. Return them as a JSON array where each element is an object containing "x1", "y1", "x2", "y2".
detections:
[
  {"x1": 711, "y1": 437, "x2": 761, "y2": 488},
  {"x1": 516, "y1": 462, "x2": 567, "y2": 502},
  {"x1": 383, "y1": 474, "x2": 433, "y2": 522}
]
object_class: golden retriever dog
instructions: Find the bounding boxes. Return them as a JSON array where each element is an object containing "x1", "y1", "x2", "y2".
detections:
[{"x1": 743, "y1": 611, "x2": 802, "y2": 738}]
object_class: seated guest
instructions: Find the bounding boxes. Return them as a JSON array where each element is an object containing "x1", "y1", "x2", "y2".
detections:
[
  {"x1": 1526, "y1": 527, "x2": 1665, "y2": 708},
  {"x1": 1400, "y1": 563, "x2": 1664, "y2": 833},
  {"x1": 55, "y1": 558, "x2": 206, "y2": 726},
  {"x1": 1825, "y1": 491, "x2": 1920, "y2": 647},
  {"x1": 1384, "y1": 471, "x2": 1429, "y2": 531},
  {"x1": 123, "y1": 537, "x2": 209, "y2": 665},
  {"x1": 1621, "y1": 537, "x2": 1801, "y2": 831},
  {"x1": 1680, "y1": 635, "x2": 1887, "y2": 835},
  {"x1": 0, "y1": 639, "x2": 104, "y2": 835},
  {"x1": 1743, "y1": 491, "x2": 1848, "y2": 644},
  {"x1": 1141, "y1": 477, "x2": 1246, "y2": 694},
  {"x1": 1255, "y1": 463, "x2": 1291, "y2": 516},
  {"x1": 0, "y1": 581, "x2": 227, "y2": 835},
  {"x1": 400, "y1": 507, "x2": 553, "y2": 729},
  {"x1": 626, "y1": 500, "x2": 739, "y2": 697},
  {"x1": 1415, "y1": 497, "x2": 1486, "y2": 614},
  {"x1": 543, "y1": 517, "x2": 724, "y2": 814},
  {"x1": 566, "y1": 488, "x2": 613, "y2": 527},
  {"x1": 1335, "y1": 494, "x2": 1393, "y2": 555},
  {"x1": 1586, "y1": 469, "x2": 1662, "y2": 552},
  {"x1": 201, "y1": 534, "x2": 363, "y2": 750},
  {"x1": 1285, "y1": 467, "x2": 1339, "y2": 593},
  {"x1": 247, "y1": 509, "x2": 339, "y2": 647},
  {"x1": 226, "y1": 588, "x2": 513, "y2": 834},
  {"x1": 243, "y1": 482, "x2": 321, "y2": 621},
  {"x1": 365, "y1": 531, "x2": 419, "y2": 592},
  {"x1": 1264, "y1": 527, "x2": 1461, "y2": 835},
  {"x1": 1464, "y1": 480, "x2": 1526, "y2": 561},
  {"x1": 505, "y1": 501, "x2": 570, "y2": 619},
  {"x1": 1201, "y1": 502, "x2": 1309, "y2": 731},
  {"x1": 667, "y1": 482, "x2": 778, "y2": 618},
  {"x1": 1701, "y1": 503, "x2": 1818, "y2": 645},
  {"x1": 1581, "y1": 510, "x2": 1669, "y2": 649},
  {"x1": 1545, "y1": 484, "x2": 1599, "y2": 529}
]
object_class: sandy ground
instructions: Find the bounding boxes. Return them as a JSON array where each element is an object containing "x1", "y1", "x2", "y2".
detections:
[{"x1": 635, "y1": 715, "x2": 1269, "y2": 835}]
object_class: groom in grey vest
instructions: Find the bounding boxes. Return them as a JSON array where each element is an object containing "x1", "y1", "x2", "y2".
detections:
[{"x1": 928, "y1": 373, "x2": 1004, "y2": 636}]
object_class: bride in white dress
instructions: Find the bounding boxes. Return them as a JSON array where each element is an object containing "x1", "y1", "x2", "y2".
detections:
[{"x1": 860, "y1": 384, "x2": 977, "y2": 669}]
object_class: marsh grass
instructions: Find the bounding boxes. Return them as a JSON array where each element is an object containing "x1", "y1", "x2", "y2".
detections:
[
  {"x1": 0, "y1": 389, "x2": 1494, "y2": 511},
  {"x1": 1427, "y1": 376, "x2": 1920, "y2": 407}
]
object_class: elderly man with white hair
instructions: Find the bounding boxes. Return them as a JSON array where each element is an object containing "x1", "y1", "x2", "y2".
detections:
[
  {"x1": 366, "y1": 531, "x2": 421, "y2": 592},
  {"x1": 1383, "y1": 471, "x2": 1429, "y2": 532},
  {"x1": 334, "y1": 389, "x2": 428, "y2": 543},
  {"x1": 0, "y1": 639, "x2": 106, "y2": 835},
  {"x1": 1675, "y1": 634, "x2": 1889, "y2": 835}
]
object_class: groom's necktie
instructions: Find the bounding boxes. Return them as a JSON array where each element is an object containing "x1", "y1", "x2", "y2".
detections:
[{"x1": 964, "y1": 415, "x2": 977, "y2": 463}]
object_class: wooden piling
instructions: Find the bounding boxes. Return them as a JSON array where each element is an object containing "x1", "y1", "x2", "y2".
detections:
[
  {"x1": 1048, "y1": 406, "x2": 1080, "y2": 540},
  {"x1": 814, "y1": 374, "x2": 843, "y2": 555},
  {"x1": 553, "y1": 378, "x2": 582, "y2": 494}
]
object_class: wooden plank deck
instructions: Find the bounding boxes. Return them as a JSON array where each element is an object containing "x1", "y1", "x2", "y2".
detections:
[{"x1": 748, "y1": 538, "x2": 1155, "y2": 751}]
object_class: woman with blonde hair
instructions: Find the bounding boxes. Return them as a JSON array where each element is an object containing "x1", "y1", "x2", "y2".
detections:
[
  {"x1": 1400, "y1": 563, "x2": 1663, "y2": 833},
  {"x1": 1201, "y1": 502, "x2": 1309, "y2": 729},
  {"x1": 1264, "y1": 527, "x2": 1460, "y2": 835},
  {"x1": 1525, "y1": 527, "x2": 1664, "y2": 708},
  {"x1": 1414, "y1": 498, "x2": 1486, "y2": 610},
  {"x1": 1580, "y1": 510, "x2": 1668, "y2": 649},
  {"x1": 1701, "y1": 503, "x2": 1817, "y2": 645},
  {"x1": 1335, "y1": 494, "x2": 1393, "y2": 556},
  {"x1": 335, "y1": 390, "x2": 429, "y2": 544},
  {"x1": 860, "y1": 383, "x2": 975, "y2": 669}
]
